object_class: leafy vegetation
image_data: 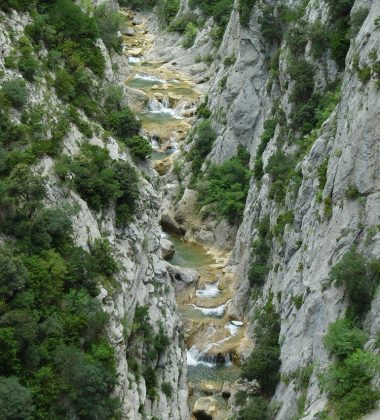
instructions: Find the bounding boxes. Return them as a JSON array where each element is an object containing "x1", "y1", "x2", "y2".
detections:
[
  {"x1": 187, "y1": 120, "x2": 216, "y2": 180},
  {"x1": 330, "y1": 250, "x2": 380, "y2": 320},
  {"x1": 196, "y1": 146, "x2": 251, "y2": 225},
  {"x1": 253, "y1": 119, "x2": 277, "y2": 180},
  {"x1": 239, "y1": 0, "x2": 257, "y2": 27},
  {"x1": 248, "y1": 216, "x2": 272, "y2": 288},
  {"x1": 241, "y1": 296, "x2": 281, "y2": 396},
  {"x1": 321, "y1": 318, "x2": 380, "y2": 419},
  {"x1": 55, "y1": 144, "x2": 140, "y2": 226}
]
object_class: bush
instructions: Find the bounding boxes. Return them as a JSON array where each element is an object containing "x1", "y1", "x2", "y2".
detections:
[
  {"x1": 322, "y1": 350, "x2": 380, "y2": 419},
  {"x1": 188, "y1": 120, "x2": 216, "y2": 179},
  {"x1": 18, "y1": 44, "x2": 40, "y2": 81},
  {"x1": 274, "y1": 211, "x2": 294, "y2": 237},
  {"x1": 330, "y1": 250, "x2": 380, "y2": 319},
  {"x1": 1, "y1": 79, "x2": 28, "y2": 109},
  {"x1": 182, "y1": 23, "x2": 198, "y2": 48},
  {"x1": 104, "y1": 107, "x2": 141, "y2": 139},
  {"x1": 55, "y1": 145, "x2": 139, "y2": 220},
  {"x1": 196, "y1": 146, "x2": 251, "y2": 224},
  {"x1": 125, "y1": 136, "x2": 153, "y2": 159},
  {"x1": 239, "y1": 0, "x2": 257, "y2": 27},
  {"x1": 318, "y1": 157, "x2": 329, "y2": 190},
  {"x1": 242, "y1": 297, "x2": 281, "y2": 395},
  {"x1": 324, "y1": 318, "x2": 367, "y2": 358},
  {"x1": 0, "y1": 376, "x2": 35, "y2": 419},
  {"x1": 94, "y1": 5, "x2": 123, "y2": 53},
  {"x1": 90, "y1": 239, "x2": 119, "y2": 277},
  {"x1": 161, "y1": 381, "x2": 173, "y2": 398},
  {"x1": 265, "y1": 150, "x2": 295, "y2": 202},
  {"x1": 238, "y1": 395, "x2": 271, "y2": 420},
  {"x1": 54, "y1": 69, "x2": 76, "y2": 101},
  {"x1": 0, "y1": 248, "x2": 29, "y2": 301},
  {"x1": 253, "y1": 119, "x2": 277, "y2": 180},
  {"x1": 248, "y1": 216, "x2": 271, "y2": 287}
]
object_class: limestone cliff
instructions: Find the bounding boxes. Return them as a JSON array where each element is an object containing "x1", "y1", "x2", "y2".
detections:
[
  {"x1": 0, "y1": 3, "x2": 188, "y2": 419},
  {"x1": 161, "y1": 0, "x2": 380, "y2": 418}
]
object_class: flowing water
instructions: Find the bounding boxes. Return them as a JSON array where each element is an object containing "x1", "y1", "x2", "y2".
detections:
[
  {"x1": 122, "y1": 12, "x2": 200, "y2": 161},
  {"x1": 166, "y1": 234, "x2": 243, "y2": 410},
  {"x1": 122, "y1": 10, "x2": 244, "y2": 414}
]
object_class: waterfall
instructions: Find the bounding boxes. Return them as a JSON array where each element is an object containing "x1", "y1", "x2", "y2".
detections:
[
  {"x1": 146, "y1": 96, "x2": 183, "y2": 119},
  {"x1": 134, "y1": 73, "x2": 165, "y2": 83},
  {"x1": 195, "y1": 282, "x2": 220, "y2": 298},
  {"x1": 187, "y1": 345, "x2": 232, "y2": 367},
  {"x1": 128, "y1": 57, "x2": 140, "y2": 64},
  {"x1": 190, "y1": 302, "x2": 226, "y2": 317}
]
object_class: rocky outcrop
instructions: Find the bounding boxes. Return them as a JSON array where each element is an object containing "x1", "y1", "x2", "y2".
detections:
[
  {"x1": 0, "y1": 5, "x2": 189, "y2": 420},
  {"x1": 159, "y1": 0, "x2": 380, "y2": 418},
  {"x1": 192, "y1": 396, "x2": 219, "y2": 419}
]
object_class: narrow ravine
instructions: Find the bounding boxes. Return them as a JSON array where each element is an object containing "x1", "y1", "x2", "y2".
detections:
[{"x1": 122, "y1": 10, "x2": 246, "y2": 417}]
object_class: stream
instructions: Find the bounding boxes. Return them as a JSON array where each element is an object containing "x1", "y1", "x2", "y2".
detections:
[{"x1": 122, "y1": 11, "x2": 244, "y2": 415}]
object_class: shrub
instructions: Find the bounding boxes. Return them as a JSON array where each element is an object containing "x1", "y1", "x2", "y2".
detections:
[
  {"x1": 330, "y1": 250, "x2": 380, "y2": 318},
  {"x1": 0, "y1": 248, "x2": 29, "y2": 300},
  {"x1": 196, "y1": 146, "x2": 251, "y2": 224},
  {"x1": 224, "y1": 55, "x2": 236, "y2": 66},
  {"x1": 323, "y1": 318, "x2": 367, "y2": 358},
  {"x1": 188, "y1": 120, "x2": 216, "y2": 179},
  {"x1": 266, "y1": 150, "x2": 295, "y2": 202},
  {"x1": 318, "y1": 157, "x2": 329, "y2": 190},
  {"x1": 1, "y1": 79, "x2": 28, "y2": 109},
  {"x1": 322, "y1": 350, "x2": 380, "y2": 419},
  {"x1": 90, "y1": 239, "x2": 119, "y2": 277},
  {"x1": 94, "y1": 5, "x2": 123, "y2": 53},
  {"x1": 54, "y1": 69, "x2": 76, "y2": 101},
  {"x1": 239, "y1": 0, "x2": 257, "y2": 27},
  {"x1": 125, "y1": 136, "x2": 152, "y2": 159},
  {"x1": 18, "y1": 44, "x2": 40, "y2": 81},
  {"x1": 55, "y1": 145, "x2": 139, "y2": 220},
  {"x1": 0, "y1": 376, "x2": 35, "y2": 419},
  {"x1": 253, "y1": 119, "x2": 277, "y2": 180},
  {"x1": 182, "y1": 23, "x2": 198, "y2": 48},
  {"x1": 248, "y1": 216, "x2": 271, "y2": 287},
  {"x1": 161, "y1": 382, "x2": 173, "y2": 398},
  {"x1": 345, "y1": 185, "x2": 360, "y2": 199},
  {"x1": 238, "y1": 395, "x2": 271, "y2": 420},
  {"x1": 242, "y1": 297, "x2": 281, "y2": 395},
  {"x1": 274, "y1": 211, "x2": 294, "y2": 237},
  {"x1": 103, "y1": 107, "x2": 141, "y2": 139}
]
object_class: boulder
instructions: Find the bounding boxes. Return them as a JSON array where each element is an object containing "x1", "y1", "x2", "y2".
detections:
[
  {"x1": 161, "y1": 238, "x2": 175, "y2": 260},
  {"x1": 167, "y1": 264, "x2": 199, "y2": 291},
  {"x1": 122, "y1": 27, "x2": 135, "y2": 36},
  {"x1": 192, "y1": 397, "x2": 218, "y2": 420},
  {"x1": 132, "y1": 16, "x2": 143, "y2": 25}
]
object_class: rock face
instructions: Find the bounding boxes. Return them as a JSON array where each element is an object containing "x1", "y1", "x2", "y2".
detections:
[
  {"x1": 161, "y1": 238, "x2": 176, "y2": 260},
  {"x1": 192, "y1": 396, "x2": 219, "y2": 419},
  {"x1": 158, "y1": 0, "x2": 380, "y2": 418},
  {"x1": 0, "y1": 4, "x2": 189, "y2": 420},
  {"x1": 167, "y1": 264, "x2": 199, "y2": 291}
]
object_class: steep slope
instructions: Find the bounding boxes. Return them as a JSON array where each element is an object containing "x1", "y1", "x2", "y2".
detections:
[
  {"x1": 0, "y1": 2, "x2": 188, "y2": 419},
  {"x1": 161, "y1": 0, "x2": 380, "y2": 418}
]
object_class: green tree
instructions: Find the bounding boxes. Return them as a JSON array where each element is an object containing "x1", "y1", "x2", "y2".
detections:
[
  {"x1": 0, "y1": 248, "x2": 28, "y2": 300},
  {"x1": 0, "y1": 376, "x2": 34, "y2": 419}
]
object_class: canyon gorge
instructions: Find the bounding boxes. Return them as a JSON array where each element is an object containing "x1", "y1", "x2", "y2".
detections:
[{"x1": 0, "y1": 0, "x2": 379, "y2": 419}]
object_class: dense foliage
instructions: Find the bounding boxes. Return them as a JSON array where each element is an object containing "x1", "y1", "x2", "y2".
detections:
[
  {"x1": 330, "y1": 250, "x2": 380, "y2": 320},
  {"x1": 0, "y1": 0, "x2": 149, "y2": 415},
  {"x1": 248, "y1": 216, "x2": 271, "y2": 287},
  {"x1": 241, "y1": 297, "x2": 281, "y2": 396},
  {"x1": 322, "y1": 318, "x2": 380, "y2": 419},
  {"x1": 196, "y1": 146, "x2": 251, "y2": 225},
  {"x1": 55, "y1": 144, "x2": 140, "y2": 227}
]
